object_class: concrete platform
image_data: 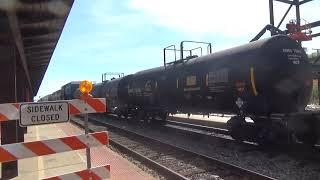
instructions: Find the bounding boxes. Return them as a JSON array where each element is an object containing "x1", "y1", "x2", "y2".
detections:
[
  {"x1": 0, "y1": 122, "x2": 154, "y2": 180},
  {"x1": 172, "y1": 113, "x2": 231, "y2": 123}
]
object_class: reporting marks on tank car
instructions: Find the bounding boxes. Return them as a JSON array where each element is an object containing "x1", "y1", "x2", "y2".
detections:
[
  {"x1": 20, "y1": 102, "x2": 69, "y2": 127},
  {"x1": 282, "y1": 48, "x2": 303, "y2": 65}
]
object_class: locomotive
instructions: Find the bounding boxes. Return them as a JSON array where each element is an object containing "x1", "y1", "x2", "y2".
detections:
[{"x1": 97, "y1": 35, "x2": 318, "y2": 144}]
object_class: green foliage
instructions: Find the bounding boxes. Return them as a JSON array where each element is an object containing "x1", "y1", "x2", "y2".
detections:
[
  {"x1": 310, "y1": 80, "x2": 319, "y2": 104},
  {"x1": 308, "y1": 51, "x2": 320, "y2": 63}
]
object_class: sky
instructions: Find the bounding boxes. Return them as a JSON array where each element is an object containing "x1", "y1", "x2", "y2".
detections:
[{"x1": 36, "y1": 0, "x2": 320, "y2": 99}]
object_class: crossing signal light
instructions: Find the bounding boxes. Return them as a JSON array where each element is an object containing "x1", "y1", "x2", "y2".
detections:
[{"x1": 79, "y1": 80, "x2": 93, "y2": 94}]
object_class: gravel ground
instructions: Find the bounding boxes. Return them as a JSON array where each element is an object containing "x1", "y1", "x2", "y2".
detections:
[
  {"x1": 73, "y1": 117, "x2": 257, "y2": 180},
  {"x1": 91, "y1": 114, "x2": 320, "y2": 180},
  {"x1": 109, "y1": 145, "x2": 165, "y2": 180},
  {"x1": 106, "y1": 126, "x2": 248, "y2": 179}
]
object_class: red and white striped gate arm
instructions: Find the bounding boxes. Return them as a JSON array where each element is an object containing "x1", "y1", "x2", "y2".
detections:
[
  {"x1": 43, "y1": 165, "x2": 110, "y2": 180},
  {"x1": 0, "y1": 98, "x2": 106, "y2": 121},
  {"x1": 0, "y1": 131, "x2": 109, "y2": 163}
]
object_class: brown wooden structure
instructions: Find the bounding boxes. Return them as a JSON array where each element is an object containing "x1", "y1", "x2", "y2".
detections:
[{"x1": 0, "y1": 0, "x2": 74, "y2": 178}]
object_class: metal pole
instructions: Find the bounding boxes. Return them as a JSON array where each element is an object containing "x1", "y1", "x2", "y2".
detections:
[
  {"x1": 276, "y1": 4, "x2": 293, "y2": 28},
  {"x1": 84, "y1": 113, "x2": 91, "y2": 169},
  {"x1": 295, "y1": 0, "x2": 301, "y2": 26},
  {"x1": 269, "y1": 0, "x2": 275, "y2": 34}
]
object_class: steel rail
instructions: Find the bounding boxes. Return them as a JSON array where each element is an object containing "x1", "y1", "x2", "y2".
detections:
[
  {"x1": 71, "y1": 117, "x2": 187, "y2": 180},
  {"x1": 166, "y1": 119, "x2": 229, "y2": 135},
  {"x1": 74, "y1": 116, "x2": 275, "y2": 180}
]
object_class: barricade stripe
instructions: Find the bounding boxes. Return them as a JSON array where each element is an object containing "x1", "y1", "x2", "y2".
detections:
[
  {"x1": 0, "y1": 113, "x2": 8, "y2": 121},
  {"x1": 69, "y1": 99, "x2": 95, "y2": 114},
  {"x1": 60, "y1": 136, "x2": 87, "y2": 150},
  {"x1": 13, "y1": 103, "x2": 19, "y2": 109},
  {"x1": 69, "y1": 104, "x2": 81, "y2": 114},
  {"x1": 0, "y1": 147, "x2": 17, "y2": 162},
  {"x1": 77, "y1": 134, "x2": 103, "y2": 148},
  {"x1": 86, "y1": 98, "x2": 106, "y2": 112},
  {"x1": 59, "y1": 174, "x2": 81, "y2": 180},
  {"x1": 2, "y1": 143, "x2": 37, "y2": 159},
  {"x1": 43, "y1": 139, "x2": 73, "y2": 153},
  {"x1": 45, "y1": 177, "x2": 61, "y2": 180},
  {"x1": 23, "y1": 141, "x2": 56, "y2": 156},
  {"x1": 75, "y1": 170, "x2": 101, "y2": 179},
  {"x1": 0, "y1": 132, "x2": 108, "y2": 163},
  {"x1": 0, "y1": 98, "x2": 106, "y2": 121},
  {"x1": 42, "y1": 165, "x2": 110, "y2": 180},
  {"x1": 94, "y1": 165, "x2": 111, "y2": 179},
  {"x1": 0, "y1": 104, "x2": 19, "y2": 120},
  {"x1": 91, "y1": 131, "x2": 109, "y2": 145}
]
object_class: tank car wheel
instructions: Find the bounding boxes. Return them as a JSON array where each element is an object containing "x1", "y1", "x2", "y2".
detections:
[
  {"x1": 116, "y1": 112, "x2": 123, "y2": 120},
  {"x1": 256, "y1": 127, "x2": 277, "y2": 146},
  {"x1": 227, "y1": 116, "x2": 245, "y2": 142},
  {"x1": 136, "y1": 110, "x2": 146, "y2": 122},
  {"x1": 296, "y1": 132, "x2": 317, "y2": 146}
]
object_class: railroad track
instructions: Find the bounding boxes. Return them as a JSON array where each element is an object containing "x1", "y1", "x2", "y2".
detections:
[
  {"x1": 71, "y1": 115, "x2": 274, "y2": 180},
  {"x1": 166, "y1": 119, "x2": 229, "y2": 135}
]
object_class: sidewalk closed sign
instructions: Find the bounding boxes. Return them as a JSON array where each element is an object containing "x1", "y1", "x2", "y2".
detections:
[{"x1": 19, "y1": 102, "x2": 69, "y2": 127}]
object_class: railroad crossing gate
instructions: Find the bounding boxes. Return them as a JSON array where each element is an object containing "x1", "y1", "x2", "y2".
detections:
[{"x1": 0, "y1": 96, "x2": 110, "y2": 179}]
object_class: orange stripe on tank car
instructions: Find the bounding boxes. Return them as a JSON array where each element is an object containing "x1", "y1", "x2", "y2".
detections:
[
  {"x1": 206, "y1": 74, "x2": 209, "y2": 87},
  {"x1": 250, "y1": 67, "x2": 258, "y2": 96}
]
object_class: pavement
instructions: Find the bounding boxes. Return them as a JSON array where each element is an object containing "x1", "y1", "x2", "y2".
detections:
[{"x1": 0, "y1": 122, "x2": 154, "y2": 180}]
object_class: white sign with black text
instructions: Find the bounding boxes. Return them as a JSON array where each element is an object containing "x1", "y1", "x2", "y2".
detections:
[{"x1": 19, "y1": 101, "x2": 69, "y2": 127}]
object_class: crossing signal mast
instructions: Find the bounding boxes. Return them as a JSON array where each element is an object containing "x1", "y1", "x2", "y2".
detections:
[{"x1": 251, "y1": 0, "x2": 320, "y2": 42}]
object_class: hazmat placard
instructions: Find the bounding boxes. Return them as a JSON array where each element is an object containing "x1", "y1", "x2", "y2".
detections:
[{"x1": 19, "y1": 101, "x2": 69, "y2": 127}]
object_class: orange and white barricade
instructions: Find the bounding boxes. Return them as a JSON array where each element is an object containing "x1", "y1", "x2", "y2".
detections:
[
  {"x1": 0, "y1": 98, "x2": 106, "y2": 122},
  {"x1": 0, "y1": 131, "x2": 108, "y2": 163},
  {"x1": 0, "y1": 80, "x2": 111, "y2": 179},
  {"x1": 44, "y1": 165, "x2": 111, "y2": 180}
]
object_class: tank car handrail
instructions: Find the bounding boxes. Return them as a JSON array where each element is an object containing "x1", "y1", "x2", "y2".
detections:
[
  {"x1": 163, "y1": 45, "x2": 176, "y2": 68},
  {"x1": 180, "y1": 41, "x2": 212, "y2": 60}
]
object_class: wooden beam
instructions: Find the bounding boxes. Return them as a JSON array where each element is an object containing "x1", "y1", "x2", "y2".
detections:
[
  {"x1": 22, "y1": 32, "x2": 59, "y2": 40},
  {"x1": 25, "y1": 50, "x2": 53, "y2": 56},
  {"x1": 27, "y1": 55, "x2": 51, "y2": 61},
  {"x1": 24, "y1": 42, "x2": 55, "y2": 50},
  {"x1": 20, "y1": 19, "x2": 64, "y2": 29},
  {"x1": 7, "y1": 12, "x2": 33, "y2": 95}
]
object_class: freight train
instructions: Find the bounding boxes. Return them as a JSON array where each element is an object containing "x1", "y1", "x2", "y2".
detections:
[
  {"x1": 42, "y1": 35, "x2": 320, "y2": 145},
  {"x1": 39, "y1": 81, "x2": 81, "y2": 101}
]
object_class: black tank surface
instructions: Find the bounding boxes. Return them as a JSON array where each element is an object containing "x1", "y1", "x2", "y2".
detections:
[{"x1": 103, "y1": 35, "x2": 312, "y2": 116}]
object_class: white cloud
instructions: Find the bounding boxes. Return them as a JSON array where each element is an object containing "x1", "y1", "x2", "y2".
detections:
[
  {"x1": 129, "y1": 0, "x2": 269, "y2": 37},
  {"x1": 128, "y1": 0, "x2": 320, "y2": 48}
]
